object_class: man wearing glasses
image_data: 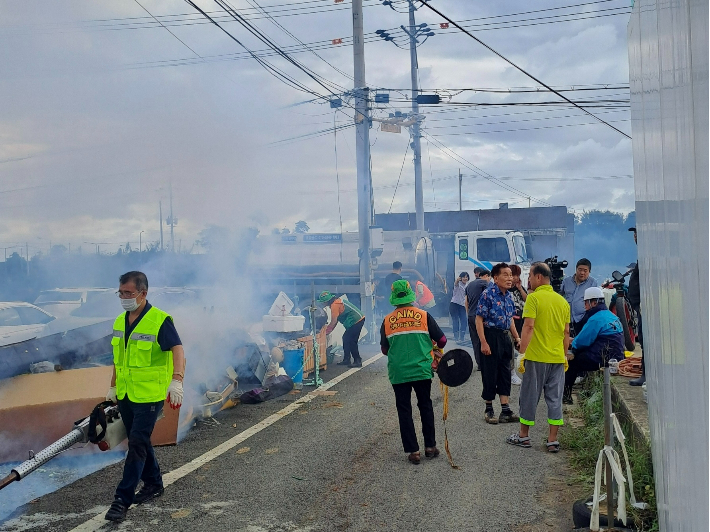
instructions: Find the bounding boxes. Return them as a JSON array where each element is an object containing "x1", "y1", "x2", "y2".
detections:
[{"x1": 104, "y1": 271, "x2": 186, "y2": 522}]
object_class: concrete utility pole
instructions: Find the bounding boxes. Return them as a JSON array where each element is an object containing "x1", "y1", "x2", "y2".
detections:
[
  {"x1": 351, "y1": 0, "x2": 374, "y2": 334},
  {"x1": 159, "y1": 201, "x2": 164, "y2": 251},
  {"x1": 408, "y1": 0, "x2": 424, "y2": 230},
  {"x1": 458, "y1": 169, "x2": 463, "y2": 211}
]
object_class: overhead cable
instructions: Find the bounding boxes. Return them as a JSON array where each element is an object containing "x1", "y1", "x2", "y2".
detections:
[{"x1": 417, "y1": 0, "x2": 632, "y2": 140}]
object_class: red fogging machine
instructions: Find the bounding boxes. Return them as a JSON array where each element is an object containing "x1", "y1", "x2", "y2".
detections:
[{"x1": 0, "y1": 401, "x2": 127, "y2": 491}]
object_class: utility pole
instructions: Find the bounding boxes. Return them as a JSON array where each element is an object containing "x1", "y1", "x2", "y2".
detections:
[
  {"x1": 408, "y1": 0, "x2": 424, "y2": 231},
  {"x1": 352, "y1": 0, "x2": 374, "y2": 337},
  {"x1": 25, "y1": 243, "x2": 29, "y2": 275},
  {"x1": 166, "y1": 182, "x2": 177, "y2": 252},
  {"x1": 159, "y1": 201, "x2": 164, "y2": 251},
  {"x1": 459, "y1": 168, "x2": 463, "y2": 212}
]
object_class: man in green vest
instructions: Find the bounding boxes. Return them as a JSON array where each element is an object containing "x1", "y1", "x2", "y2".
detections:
[
  {"x1": 104, "y1": 271, "x2": 186, "y2": 522},
  {"x1": 318, "y1": 291, "x2": 365, "y2": 368},
  {"x1": 380, "y1": 280, "x2": 446, "y2": 464}
]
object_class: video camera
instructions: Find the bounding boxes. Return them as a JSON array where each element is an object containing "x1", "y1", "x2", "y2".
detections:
[{"x1": 544, "y1": 256, "x2": 568, "y2": 294}]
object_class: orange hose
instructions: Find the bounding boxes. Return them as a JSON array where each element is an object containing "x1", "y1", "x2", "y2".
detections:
[{"x1": 618, "y1": 357, "x2": 643, "y2": 378}]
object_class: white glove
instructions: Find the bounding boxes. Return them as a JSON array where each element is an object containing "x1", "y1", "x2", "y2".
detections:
[
  {"x1": 106, "y1": 386, "x2": 117, "y2": 403},
  {"x1": 166, "y1": 379, "x2": 183, "y2": 409}
]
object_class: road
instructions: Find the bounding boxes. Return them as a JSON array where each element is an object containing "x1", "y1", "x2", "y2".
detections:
[{"x1": 0, "y1": 343, "x2": 579, "y2": 532}]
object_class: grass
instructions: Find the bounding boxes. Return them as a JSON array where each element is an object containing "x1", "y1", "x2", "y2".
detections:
[{"x1": 560, "y1": 372, "x2": 659, "y2": 531}]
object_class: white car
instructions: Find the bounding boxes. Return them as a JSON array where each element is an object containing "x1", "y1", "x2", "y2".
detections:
[
  {"x1": 0, "y1": 302, "x2": 57, "y2": 347},
  {"x1": 33, "y1": 288, "x2": 112, "y2": 318}
]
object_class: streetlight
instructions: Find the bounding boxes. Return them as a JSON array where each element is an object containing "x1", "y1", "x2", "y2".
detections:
[{"x1": 139, "y1": 231, "x2": 144, "y2": 253}]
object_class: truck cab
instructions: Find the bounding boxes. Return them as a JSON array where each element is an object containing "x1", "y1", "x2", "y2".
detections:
[{"x1": 454, "y1": 230, "x2": 531, "y2": 285}]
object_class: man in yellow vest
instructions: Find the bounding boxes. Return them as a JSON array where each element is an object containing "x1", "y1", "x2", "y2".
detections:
[
  {"x1": 381, "y1": 280, "x2": 446, "y2": 464},
  {"x1": 104, "y1": 271, "x2": 186, "y2": 522}
]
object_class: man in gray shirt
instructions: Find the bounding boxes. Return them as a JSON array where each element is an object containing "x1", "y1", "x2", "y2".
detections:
[
  {"x1": 466, "y1": 270, "x2": 492, "y2": 368},
  {"x1": 560, "y1": 258, "x2": 598, "y2": 334}
]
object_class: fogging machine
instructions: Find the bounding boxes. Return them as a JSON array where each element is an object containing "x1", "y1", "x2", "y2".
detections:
[{"x1": 0, "y1": 401, "x2": 127, "y2": 491}]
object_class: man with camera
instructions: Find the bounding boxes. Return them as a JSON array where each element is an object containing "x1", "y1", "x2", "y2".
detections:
[{"x1": 560, "y1": 258, "x2": 598, "y2": 334}]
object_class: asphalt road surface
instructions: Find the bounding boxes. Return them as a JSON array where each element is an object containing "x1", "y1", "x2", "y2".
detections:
[{"x1": 1, "y1": 343, "x2": 576, "y2": 532}]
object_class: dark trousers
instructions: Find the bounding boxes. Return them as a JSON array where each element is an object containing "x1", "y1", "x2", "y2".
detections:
[
  {"x1": 392, "y1": 379, "x2": 436, "y2": 453},
  {"x1": 449, "y1": 303, "x2": 467, "y2": 340},
  {"x1": 115, "y1": 398, "x2": 164, "y2": 506},
  {"x1": 342, "y1": 319, "x2": 365, "y2": 363},
  {"x1": 480, "y1": 327, "x2": 513, "y2": 401},
  {"x1": 468, "y1": 316, "x2": 481, "y2": 368},
  {"x1": 564, "y1": 352, "x2": 602, "y2": 394}
]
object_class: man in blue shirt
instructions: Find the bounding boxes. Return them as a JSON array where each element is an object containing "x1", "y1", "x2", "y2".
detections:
[
  {"x1": 560, "y1": 258, "x2": 598, "y2": 334},
  {"x1": 475, "y1": 263, "x2": 522, "y2": 424},
  {"x1": 563, "y1": 287, "x2": 625, "y2": 404}
]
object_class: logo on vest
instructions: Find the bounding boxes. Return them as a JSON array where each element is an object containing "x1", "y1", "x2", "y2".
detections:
[{"x1": 388, "y1": 308, "x2": 423, "y2": 330}]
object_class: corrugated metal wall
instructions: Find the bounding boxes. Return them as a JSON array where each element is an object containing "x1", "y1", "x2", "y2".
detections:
[{"x1": 628, "y1": 0, "x2": 708, "y2": 530}]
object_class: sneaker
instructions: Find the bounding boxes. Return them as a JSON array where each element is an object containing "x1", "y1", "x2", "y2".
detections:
[
  {"x1": 105, "y1": 498, "x2": 128, "y2": 522},
  {"x1": 337, "y1": 360, "x2": 351, "y2": 366},
  {"x1": 484, "y1": 411, "x2": 498, "y2": 424},
  {"x1": 498, "y1": 411, "x2": 520, "y2": 423},
  {"x1": 348, "y1": 360, "x2": 363, "y2": 368},
  {"x1": 511, "y1": 374, "x2": 522, "y2": 386},
  {"x1": 134, "y1": 484, "x2": 164, "y2": 505}
]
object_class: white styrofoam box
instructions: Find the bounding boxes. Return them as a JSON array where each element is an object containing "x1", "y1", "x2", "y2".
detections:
[
  {"x1": 262, "y1": 314, "x2": 305, "y2": 332},
  {"x1": 268, "y1": 291, "x2": 295, "y2": 317}
]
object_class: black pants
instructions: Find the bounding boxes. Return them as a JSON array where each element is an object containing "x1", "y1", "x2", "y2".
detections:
[
  {"x1": 115, "y1": 398, "x2": 164, "y2": 506},
  {"x1": 342, "y1": 319, "x2": 365, "y2": 363},
  {"x1": 468, "y1": 316, "x2": 481, "y2": 368},
  {"x1": 392, "y1": 379, "x2": 436, "y2": 453},
  {"x1": 449, "y1": 302, "x2": 467, "y2": 340},
  {"x1": 564, "y1": 351, "x2": 602, "y2": 393},
  {"x1": 480, "y1": 327, "x2": 513, "y2": 401}
]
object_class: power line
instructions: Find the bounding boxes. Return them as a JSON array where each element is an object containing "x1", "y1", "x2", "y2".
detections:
[
  {"x1": 388, "y1": 141, "x2": 411, "y2": 213},
  {"x1": 417, "y1": 0, "x2": 632, "y2": 140}
]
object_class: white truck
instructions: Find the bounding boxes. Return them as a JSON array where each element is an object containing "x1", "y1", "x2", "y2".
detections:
[{"x1": 454, "y1": 230, "x2": 531, "y2": 286}]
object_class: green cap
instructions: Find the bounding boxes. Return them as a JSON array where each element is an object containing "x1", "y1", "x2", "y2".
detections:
[
  {"x1": 390, "y1": 279, "x2": 416, "y2": 306},
  {"x1": 318, "y1": 291, "x2": 337, "y2": 303}
]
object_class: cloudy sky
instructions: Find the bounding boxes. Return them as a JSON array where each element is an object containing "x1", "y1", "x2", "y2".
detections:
[{"x1": 0, "y1": 0, "x2": 634, "y2": 255}]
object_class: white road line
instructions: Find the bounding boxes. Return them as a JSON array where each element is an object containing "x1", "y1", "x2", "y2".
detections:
[{"x1": 68, "y1": 354, "x2": 384, "y2": 532}]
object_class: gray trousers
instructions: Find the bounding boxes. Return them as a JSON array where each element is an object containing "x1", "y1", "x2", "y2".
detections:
[{"x1": 519, "y1": 360, "x2": 565, "y2": 427}]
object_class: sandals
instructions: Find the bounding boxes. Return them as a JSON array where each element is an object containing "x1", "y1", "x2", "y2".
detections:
[
  {"x1": 408, "y1": 452, "x2": 421, "y2": 464},
  {"x1": 546, "y1": 441, "x2": 561, "y2": 453},
  {"x1": 505, "y1": 433, "x2": 532, "y2": 448}
]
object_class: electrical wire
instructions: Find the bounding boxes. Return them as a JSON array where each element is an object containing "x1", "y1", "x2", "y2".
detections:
[
  {"x1": 388, "y1": 141, "x2": 411, "y2": 213},
  {"x1": 417, "y1": 0, "x2": 631, "y2": 139}
]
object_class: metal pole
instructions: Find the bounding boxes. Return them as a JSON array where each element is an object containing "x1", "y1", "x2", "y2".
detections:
[
  {"x1": 603, "y1": 366, "x2": 615, "y2": 528},
  {"x1": 169, "y1": 183, "x2": 175, "y2": 252},
  {"x1": 459, "y1": 168, "x2": 462, "y2": 211},
  {"x1": 159, "y1": 201, "x2": 164, "y2": 252},
  {"x1": 408, "y1": 0, "x2": 424, "y2": 231},
  {"x1": 139, "y1": 231, "x2": 144, "y2": 253},
  {"x1": 25, "y1": 243, "x2": 29, "y2": 275},
  {"x1": 352, "y1": 0, "x2": 374, "y2": 339}
]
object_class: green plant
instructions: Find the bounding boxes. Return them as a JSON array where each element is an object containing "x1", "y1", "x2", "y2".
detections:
[{"x1": 560, "y1": 372, "x2": 659, "y2": 531}]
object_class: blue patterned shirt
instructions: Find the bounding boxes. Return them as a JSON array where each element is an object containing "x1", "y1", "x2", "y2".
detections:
[{"x1": 475, "y1": 284, "x2": 515, "y2": 330}]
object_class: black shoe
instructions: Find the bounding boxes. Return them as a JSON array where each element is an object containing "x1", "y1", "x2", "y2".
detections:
[
  {"x1": 134, "y1": 484, "x2": 164, "y2": 505},
  {"x1": 105, "y1": 498, "x2": 128, "y2": 522},
  {"x1": 349, "y1": 360, "x2": 362, "y2": 368},
  {"x1": 563, "y1": 393, "x2": 574, "y2": 405},
  {"x1": 629, "y1": 374, "x2": 646, "y2": 386},
  {"x1": 337, "y1": 360, "x2": 351, "y2": 366}
]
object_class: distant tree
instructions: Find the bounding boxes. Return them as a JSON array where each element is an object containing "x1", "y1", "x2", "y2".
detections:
[
  {"x1": 271, "y1": 228, "x2": 281, "y2": 235},
  {"x1": 50, "y1": 245, "x2": 67, "y2": 257},
  {"x1": 196, "y1": 225, "x2": 230, "y2": 252},
  {"x1": 125, "y1": 242, "x2": 132, "y2": 253},
  {"x1": 294, "y1": 220, "x2": 310, "y2": 233},
  {"x1": 281, "y1": 228, "x2": 290, "y2": 234}
]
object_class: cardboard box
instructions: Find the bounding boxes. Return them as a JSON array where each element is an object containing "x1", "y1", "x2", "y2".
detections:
[{"x1": 0, "y1": 366, "x2": 179, "y2": 463}]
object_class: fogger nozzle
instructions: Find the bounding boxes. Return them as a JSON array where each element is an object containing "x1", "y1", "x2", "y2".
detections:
[{"x1": 0, "y1": 472, "x2": 19, "y2": 491}]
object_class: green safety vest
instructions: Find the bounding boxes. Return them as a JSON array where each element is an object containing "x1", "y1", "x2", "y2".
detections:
[
  {"x1": 335, "y1": 298, "x2": 365, "y2": 329},
  {"x1": 112, "y1": 306, "x2": 174, "y2": 403}
]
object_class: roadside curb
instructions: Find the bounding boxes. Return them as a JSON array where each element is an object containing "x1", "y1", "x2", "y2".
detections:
[{"x1": 610, "y1": 375, "x2": 649, "y2": 447}]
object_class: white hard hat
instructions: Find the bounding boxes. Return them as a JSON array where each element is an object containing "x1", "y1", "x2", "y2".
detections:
[{"x1": 584, "y1": 287, "x2": 604, "y2": 301}]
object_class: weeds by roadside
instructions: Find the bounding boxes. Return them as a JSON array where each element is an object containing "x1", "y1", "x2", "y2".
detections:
[{"x1": 560, "y1": 372, "x2": 658, "y2": 531}]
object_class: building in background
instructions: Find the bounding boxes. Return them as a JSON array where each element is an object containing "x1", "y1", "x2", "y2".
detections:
[{"x1": 628, "y1": 0, "x2": 708, "y2": 529}]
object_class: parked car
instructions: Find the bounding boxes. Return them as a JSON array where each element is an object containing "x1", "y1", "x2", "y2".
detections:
[{"x1": 33, "y1": 288, "x2": 112, "y2": 318}]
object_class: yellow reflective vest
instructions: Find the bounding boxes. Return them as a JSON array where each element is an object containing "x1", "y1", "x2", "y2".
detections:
[{"x1": 112, "y1": 306, "x2": 174, "y2": 403}]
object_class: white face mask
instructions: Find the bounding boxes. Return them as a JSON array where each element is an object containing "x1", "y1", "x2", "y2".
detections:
[{"x1": 121, "y1": 297, "x2": 140, "y2": 312}]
